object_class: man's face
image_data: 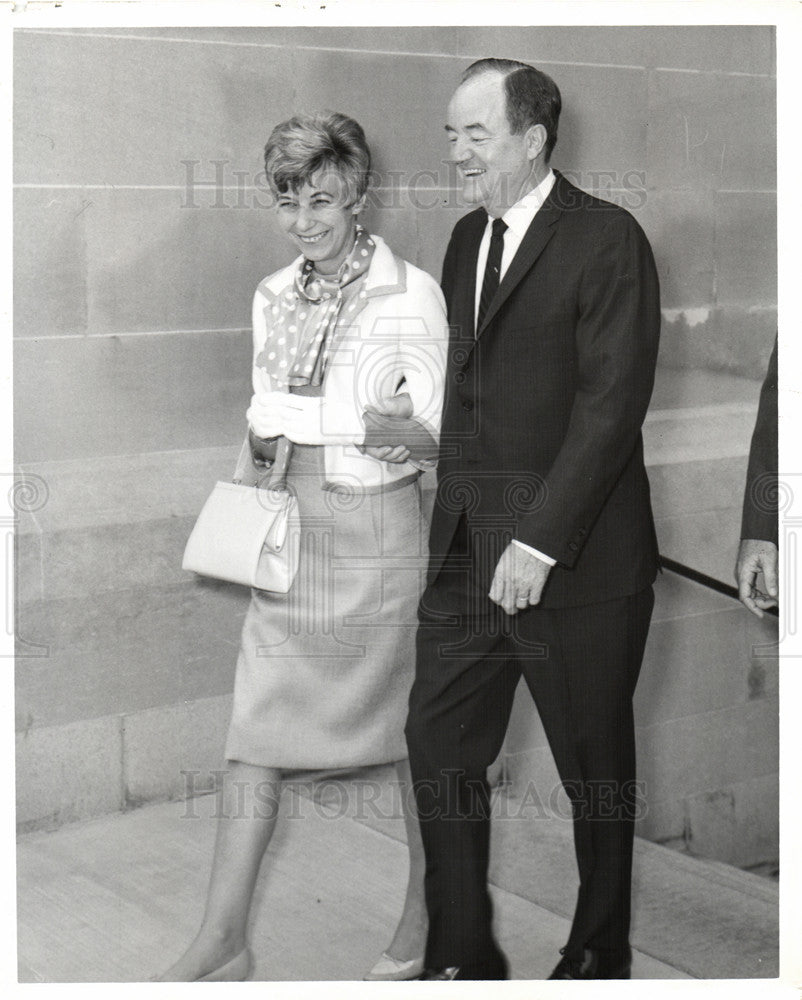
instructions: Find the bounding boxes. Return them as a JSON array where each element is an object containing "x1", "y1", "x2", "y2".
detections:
[{"x1": 446, "y1": 73, "x2": 537, "y2": 217}]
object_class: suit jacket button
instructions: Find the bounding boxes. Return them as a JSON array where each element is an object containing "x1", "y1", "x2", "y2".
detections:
[
  {"x1": 569, "y1": 542, "x2": 578, "y2": 552},
  {"x1": 462, "y1": 400, "x2": 474, "y2": 412},
  {"x1": 455, "y1": 372, "x2": 466, "y2": 385}
]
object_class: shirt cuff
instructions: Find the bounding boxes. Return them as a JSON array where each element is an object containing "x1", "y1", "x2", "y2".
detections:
[{"x1": 512, "y1": 538, "x2": 557, "y2": 566}]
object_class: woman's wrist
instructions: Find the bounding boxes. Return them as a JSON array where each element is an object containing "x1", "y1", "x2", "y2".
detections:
[{"x1": 248, "y1": 427, "x2": 279, "y2": 464}]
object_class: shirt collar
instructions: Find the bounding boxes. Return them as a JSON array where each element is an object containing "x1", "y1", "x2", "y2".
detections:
[{"x1": 488, "y1": 168, "x2": 556, "y2": 240}]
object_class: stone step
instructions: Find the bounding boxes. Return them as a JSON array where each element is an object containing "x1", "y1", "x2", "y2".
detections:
[
  {"x1": 318, "y1": 766, "x2": 778, "y2": 979},
  {"x1": 17, "y1": 771, "x2": 777, "y2": 982}
]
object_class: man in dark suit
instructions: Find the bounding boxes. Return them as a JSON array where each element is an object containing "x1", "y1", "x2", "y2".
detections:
[
  {"x1": 735, "y1": 335, "x2": 778, "y2": 617},
  {"x1": 405, "y1": 58, "x2": 661, "y2": 981}
]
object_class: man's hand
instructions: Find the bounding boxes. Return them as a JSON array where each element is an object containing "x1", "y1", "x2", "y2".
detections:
[
  {"x1": 489, "y1": 542, "x2": 552, "y2": 615},
  {"x1": 364, "y1": 393, "x2": 413, "y2": 463},
  {"x1": 735, "y1": 538, "x2": 779, "y2": 618},
  {"x1": 364, "y1": 392, "x2": 414, "y2": 419},
  {"x1": 365, "y1": 444, "x2": 412, "y2": 463}
]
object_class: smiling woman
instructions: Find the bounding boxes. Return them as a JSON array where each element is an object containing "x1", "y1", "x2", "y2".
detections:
[
  {"x1": 274, "y1": 170, "x2": 365, "y2": 274},
  {"x1": 265, "y1": 112, "x2": 370, "y2": 274},
  {"x1": 152, "y1": 110, "x2": 447, "y2": 983},
  {"x1": 266, "y1": 113, "x2": 370, "y2": 274}
]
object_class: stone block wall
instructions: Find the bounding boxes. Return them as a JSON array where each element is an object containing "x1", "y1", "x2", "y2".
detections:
[{"x1": 14, "y1": 25, "x2": 778, "y2": 864}]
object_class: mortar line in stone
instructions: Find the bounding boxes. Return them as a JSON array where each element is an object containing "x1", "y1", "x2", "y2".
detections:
[
  {"x1": 654, "y1": 65, "x2": 773, "y2": 78},
  {"x1": 16, "y1": 184, "x2": 220, "y2": 191},
  {"x1": 14, "y1": 183, "x2": 458, "y2": 192},
  {"x1": 646, "y1": 402, "x2": 760, "y2": 421},
  {"x1": 18, "y1": 446, "x2": 239, "y2": 470},
  {"x1": 11, "y1": 30, "x2": 647, "y2": 69},
  {"x1": 655, "y1": 503, "x2": 750, "y2": 523},
  {"x1": 15, "y1": 183, "x2": 656, "y2": 194},
  {"x1": 16, "y1": 29, "x2": 773, "y2": 79},
  {"x1": 16, "y1": 327, "x2": 250, "y2": 341},
  {"x1": 649, "y1": 605, "x2": 744, "y2": 625}
]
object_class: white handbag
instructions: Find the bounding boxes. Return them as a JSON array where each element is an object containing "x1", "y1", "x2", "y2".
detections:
[{"x1": 182, "y1": 438, "x2": 300, "y2": 592}]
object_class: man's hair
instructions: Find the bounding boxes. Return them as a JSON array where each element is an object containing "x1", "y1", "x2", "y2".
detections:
[
  {"x1": 264, "y1": 110, "x2": 371, "y2": 205},
  {"x1": 461, "y1": 58, "x2": 561, "y2": 162}
]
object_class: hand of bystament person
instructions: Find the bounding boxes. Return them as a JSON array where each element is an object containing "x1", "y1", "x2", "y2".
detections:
[
  {"x1": 735, "y1": 538, "x2": 779, "y2": 618},
  {"x1": 489, "y1": 542, "x2": 553, "y2": 615}
]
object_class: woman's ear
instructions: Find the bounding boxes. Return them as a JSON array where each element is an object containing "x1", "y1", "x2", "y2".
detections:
[{"x1": 352, "y1": 193, "x2": 368, "y2": 216}]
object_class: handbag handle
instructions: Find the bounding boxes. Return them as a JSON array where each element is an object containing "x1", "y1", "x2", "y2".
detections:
[{"x1": 264, "y1": 436, "x2": 292, "y2": 492}]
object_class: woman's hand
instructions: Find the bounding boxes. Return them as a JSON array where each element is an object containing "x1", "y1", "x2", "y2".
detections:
[
  {"x1": 248, "y1": 392, "x2": 326, "y2": 444},
  {"x1": 250, "y1": 392, "x2": 370, "y2": 446},
  {"x1": 246, "y1": 391, "x2": 286, "y2": 439},
  {"x1": 280, "y1": 395, "x2": 326, "y2": 444}
]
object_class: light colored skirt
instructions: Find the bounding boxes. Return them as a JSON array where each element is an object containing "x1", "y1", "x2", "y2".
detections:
[{"x1": 225, "y1": 444, "x2": 427, "y2": 769}]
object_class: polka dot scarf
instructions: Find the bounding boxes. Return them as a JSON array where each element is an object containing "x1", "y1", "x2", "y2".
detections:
[{"x1": 255, "y1": 226, "x2": 375, "y2": 388}]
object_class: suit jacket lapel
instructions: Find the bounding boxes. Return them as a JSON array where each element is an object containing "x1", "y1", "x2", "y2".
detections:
[
  {"x1": 452, "y1": 211, "x2": 485, "y2": 341},
  {"x1": 475, "y1": 177, "x2": 565, "y2": 339}
]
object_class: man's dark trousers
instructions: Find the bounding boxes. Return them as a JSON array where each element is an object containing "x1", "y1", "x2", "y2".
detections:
[{"x1": 406, "y1": 513, "x2": 654, "y2": 970}]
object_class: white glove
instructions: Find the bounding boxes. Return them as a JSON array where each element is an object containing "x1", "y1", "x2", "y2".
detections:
[
  {"x1": 282, "y1": 395, "x2": 365, "y2": 445},
  {"x1": 248, "y1": 391, "x2": 366, "y2": 446},
  {"x1": 276, "y1": 395, "x2": 323, "y2": 444},
  {"x1": 246, "y1": 391, "x2": 286, "y2": 439}
]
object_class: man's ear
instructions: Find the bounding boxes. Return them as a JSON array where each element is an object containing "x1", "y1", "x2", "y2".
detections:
[{"x1": 526, "y1": 124, "x2": 548, "y2": 161}]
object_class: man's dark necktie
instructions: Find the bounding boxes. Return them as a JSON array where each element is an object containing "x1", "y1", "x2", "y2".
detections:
[{"x1": 477, "y1": 216, "x2": 508, "y2": 332}]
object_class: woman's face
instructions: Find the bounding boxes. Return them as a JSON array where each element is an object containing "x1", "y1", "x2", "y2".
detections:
[{"x1": 275, "y1": 169, "x2": 365, "y2": 275}]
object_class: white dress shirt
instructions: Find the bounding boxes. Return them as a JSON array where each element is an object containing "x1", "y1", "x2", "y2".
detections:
[{"x1": 474, "y1": 169, "x2": 558, "y2": 568}]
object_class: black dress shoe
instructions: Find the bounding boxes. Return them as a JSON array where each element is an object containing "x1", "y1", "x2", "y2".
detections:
[
  {"x1": 548, "y1": 946, "x2": 632, "y2": 980},
  {"x1": 419, "y1": 954, "x2": 510, "y2": 981}
]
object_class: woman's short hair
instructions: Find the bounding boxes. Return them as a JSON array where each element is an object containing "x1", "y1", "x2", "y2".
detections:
[
  {"x1": 264, "y1": 111, "x2": 371, "y2": 205},
  {"x1": 461, "y1": 58, "x2": 561, "y2": 162}
]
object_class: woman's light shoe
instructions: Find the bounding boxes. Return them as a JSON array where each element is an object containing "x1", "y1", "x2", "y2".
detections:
[
  {"x1": 196, "y1": 947, "x2": 253, "y2": 982},
  {"x1": 363, "y1": 952, "x2": 425, "y2": 981}
]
